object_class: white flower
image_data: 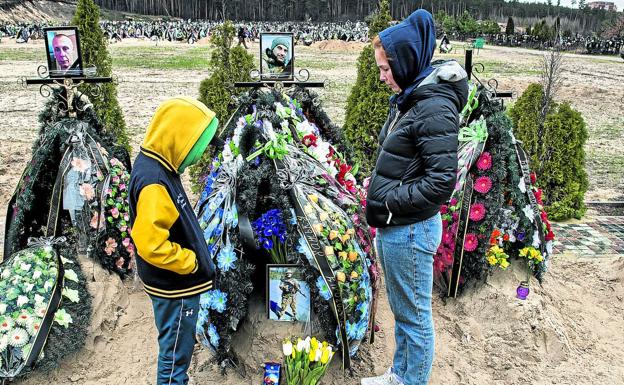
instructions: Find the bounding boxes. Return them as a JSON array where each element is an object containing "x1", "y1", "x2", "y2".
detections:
[
  {"x1": 15, "y1": 311, "x2": 32, "y2": 326},
  {"x1": 0, "y1": 304, "x2": 7, "y2": 315},
  {"x1": 1, "y1": 269, "x2": 10, "y2": 279},
  {"x1": 32, "y1": 270, "x2": 43, "y2": 280},
  {"x1": 310, "y1": 141, "x2": 331, "y2": 162},
  {"x1": 16, "y1": 295, "x2": 29, "y2": 307},
  {"x1": 63, "y1": 288, "x2": 80, "y2": 303},
  {"x1": 315, "y1": 347, "x2": 322, "y2": 362},
  {"x1": 304, "y1": 336, "x2": 311, "y2": 353},
  {"x1": 0, "y1": 335, "x2": 8, "y2": 353},
  {"x1": 222, "y1": 145, "x2": 234, "y2": 163},
  {"x1": 280, "y1": 120, "x2": 289, "y2": 133},
  {"x1": 546, "y1": 241, "x2": 554, "y2": 256},
  {"x1": 532, "y1": 231, "x2": 541, "y2": 248},
  {"x1": 522, "y1": 205, "x2": 534, "y2": 222},
  {"x1": 64, "y1": 269, "x2": 79, "y2": 283},
  {"x1": 54, "y1": 308, "x2": 73, "y2": 328},
  {"x1": 20, "y1": 263, "x2": 32, "y2": 272},
  {"x1": 27, "y1": 317, "x2": 42, "y2": 336},
  {"x1": 8, "y1": 327, "x2": 29, "y2": 348},
  {"x1": 518, "y1": 178, "x2": 526, "y2": 193},
  {"x1": 34, "y1": 294, "x2": 45, "y2": 305},
  {"x1": 296, "y1": 120, "x2": 317, "y2": 136},
  {"x1": 24, "y1": 283, "x2": 35, "y2": 293},
  {"x1": 282, "y1": 341, "x2": 293, "y2": 356},
  {"x1": 44, "y1": 280, "x2": 54, "y2": 292},
  {"x1": 35, "y1": 306, "x2": 47, "y2": 318},
  {"x1": 0, "y1": 316, "x2": 13, "y2": 333},
  {"x1": 296, "y1": 338, "x2": 306, "y2": 352}
]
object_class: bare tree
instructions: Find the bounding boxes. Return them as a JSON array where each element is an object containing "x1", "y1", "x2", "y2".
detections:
[{"x1": 537, "y1": 45, "x2": 564, "y2": 170}]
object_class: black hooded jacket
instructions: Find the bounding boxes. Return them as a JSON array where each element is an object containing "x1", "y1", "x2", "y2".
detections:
[
  {"x1": 366, "y1": 72, "x2": 468, "y2": 228},
  {"x1": 365, "y1": 10, "x2": 468, "y2": 229}
]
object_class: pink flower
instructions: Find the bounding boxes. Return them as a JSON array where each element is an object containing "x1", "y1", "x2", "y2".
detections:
[
  {"x1": 112, "y1": 176, "x2": 120, "y2": 185},
  {"x1": 115, "y1": 257, "x2": 125, "y2": 269},
  {"x1": 464, "y1": 233, "x2": 478, "y2": 252},
  {"x1": 469, "y1": 203, "x2": 486, "y2": 222},
  {"x1": 123, "y1": 214, "x2": 130, "y2": 221},
  {"x1": 126, "y1": 243, "x2": 136, "y2": 256},
  {"x1": 452, "y1": 212, "x2": 459, "y2": 222},
  {"x1": 450, "y1": 198, "x2": 458, "y2": 207},
  {"x1": 477, "y1": 152, "x2": 492, "y2": 171},
  {"x1": 440, "y1": 205, "x2": 449, "y2": 215},
  {"x1": 442, "y1": 230, "x2": 454, "y2": 246},
  {"x1": 111, "y1": 207, "x2": 120, "y2": 219},
  {"x1": 119, "y1": 184, "x2": 126, "y2": 191},
  {"x1": 80, "y1": 183, "x2": 95, "y2": 200},
  {"x1": 122, "y1": 238, "x2": 131, "y2": 248},
  {"x1": 120, "y1": 225, "x2": 128, "y2": 232},
  {"x1": 474, "y1": 176, "x2": 492, "y2": 194},
  {"x1": 90, "y1": 212, "x2": 105, "y2": 230},
  {"x1": 71, "y1": 157, "x2": 90, "y2": 172},
  {"x1": 104, "y1": 238, "x2": 118, "y2": 256}
]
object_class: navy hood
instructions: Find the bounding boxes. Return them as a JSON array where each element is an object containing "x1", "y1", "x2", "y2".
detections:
[{"x1": 378, "y1": 9, "x2": 437, "y2": 107}]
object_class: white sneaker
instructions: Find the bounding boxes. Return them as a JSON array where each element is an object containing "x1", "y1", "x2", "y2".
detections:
[{"x1": 361, "y1": 367, "x2": 405, "y2": 385}]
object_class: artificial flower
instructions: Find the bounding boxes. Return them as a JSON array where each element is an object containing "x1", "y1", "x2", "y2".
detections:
[
  {"x1": 474, "y1": 176, "x2": 492, "y2": 194},
  {"x1": 64, "y1": 269, "x2": 79, "y2": 283},
  {"x1": 0, "y1": 304, "x2": 6, "y2": 315},
  {"x1": 16, "y1": 311, "x2": 31, "y2": 326},
  {"x1": 80, "y1": 183, "x2": 95, "y2": 200},
  {"x1": 71, "y1": 157, "x2": 90, "y2": 173},
  {"x1": 283, "y1": 340, "x2": 293, "y2": 356},
  {"x1": 522, "y1": 205, "x2": 535, "y2": 222},
  {"x1": 336, "y1": 271, "x2": 346, "y2": 283},
  {"x1": 53, "y1": 308, "x2": 73, "y2": 328},
  {"x1": 27, "y1": 318, "x2": 41, "y2": 336},
  {"x1": 217, "y1": 245, "x2": 238, "y2": 272},
  {"x1": 469, "y1": 203, "x2": 486, "y2": 222},
  {"x1": 207, "y1": 323, "x2": 220, "y2": 347},
  {"x1": 8, "y1": 327, "x2": 29, "y2": 348},
  {"x1": 464, "y1": 233, "x2": 478, "y2": 252},
  {"x1": 0, "y1": 316, "x2": 14, "y2": 332},
  {"x1": 16, "y1": 295, "x2": 29, "y2": 307},
  {"x1": 0, "y1": 335, "x2": 8, "y2": 353},
  {"x1": 104, "y1": 238, "x2": 118, "y2": 256},
  {"x1": 63, "y1": 288, "x2": 80, "y2": 303},
  {"x1": 477, "y1": 152, "x2": 492, "y2": 170}
]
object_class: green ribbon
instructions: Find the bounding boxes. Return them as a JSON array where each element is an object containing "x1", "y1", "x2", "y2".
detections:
[
  {"x1": 245, "y1": 132, "x2": 291, "y2": 162},
  {"x1": 458, "y1": 118, "x2": 488, "y2": 143},
  {"x1": 460, "y1": 84, "x2": 479, "y2": 121}
]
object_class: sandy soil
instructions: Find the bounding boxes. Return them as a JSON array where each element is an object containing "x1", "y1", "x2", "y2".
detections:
[{"x1": 1, "y1": 39, "x2": 623, "y2": 384}]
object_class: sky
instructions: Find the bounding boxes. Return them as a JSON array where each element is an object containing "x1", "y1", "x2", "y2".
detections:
[{"x1": 516, "y1": 0, "x2": 624, "y2": 10}]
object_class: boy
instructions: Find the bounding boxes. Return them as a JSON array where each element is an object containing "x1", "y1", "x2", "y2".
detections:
[{"x1": 129, "y1": 97, "x2": 219, "y2": 385}]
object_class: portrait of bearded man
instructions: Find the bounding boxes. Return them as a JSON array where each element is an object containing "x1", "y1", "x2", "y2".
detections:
[{"x1": 262, "y1": 35, "x2": 294, "y2": 79}]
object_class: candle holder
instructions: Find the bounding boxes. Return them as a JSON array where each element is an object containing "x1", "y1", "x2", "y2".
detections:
[{"x1": 516, "y1": 281, "x2": 530, "y2": 300}]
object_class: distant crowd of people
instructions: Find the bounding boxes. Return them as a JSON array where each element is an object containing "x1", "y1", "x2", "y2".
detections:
[{"x1": 0, "y1": 20, "x2": 369, "y2": 45}]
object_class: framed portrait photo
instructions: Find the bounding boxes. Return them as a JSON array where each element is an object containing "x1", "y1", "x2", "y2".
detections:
[
  {"x1": 266, "y1": 264, "x2": 310, "y2": 323},
  {"x1": 43, "y1": 26, "x2": 83, "y2": 78},
  {"x1": 260, "y1": 32, "x2": 294, "y2": 81}
]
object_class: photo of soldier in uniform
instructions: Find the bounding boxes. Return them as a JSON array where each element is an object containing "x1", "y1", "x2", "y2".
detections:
[
  {"x1": 44, "y1": 27, "x2": 83, "y2": 77},
  {"x1": 260, "y1": 33, "x2": 294, "y2": 80},
  {"x1": 267, "y1": 265, "x2": 310, "y2": 322}
]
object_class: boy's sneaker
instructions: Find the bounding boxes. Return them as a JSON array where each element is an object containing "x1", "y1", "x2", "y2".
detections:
[{"x1": 361, "y1": 367, "x2": 405, "y2": 385}]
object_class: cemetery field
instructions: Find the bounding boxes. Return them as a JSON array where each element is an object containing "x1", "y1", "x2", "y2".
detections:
[{"x1": 1, "y1": 39, "x2": 624, "y2": 385}]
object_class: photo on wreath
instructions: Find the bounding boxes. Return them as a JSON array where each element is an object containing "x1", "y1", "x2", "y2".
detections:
[
  {"x1": 260, "y1": 32, "x2": 294, "y2": 81},
  {"x1": 43, "y1": 26, "x2": 83, "y2": 77},
  {"x1": 266, "y1": 265, "x2": 310, "y2": 323}
]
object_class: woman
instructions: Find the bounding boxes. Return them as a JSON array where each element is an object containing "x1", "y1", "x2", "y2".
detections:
[{"x1": 363, "y1": 10, "x2": 468, "y2": 385}]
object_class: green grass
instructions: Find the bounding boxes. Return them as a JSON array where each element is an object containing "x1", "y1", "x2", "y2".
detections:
[
  {"x1": 590, "y1": 120, "x2": 624, "y2": 140},
  {"x1": 0, "y1": 48, "x2": 41, "y2": 62},
  {"x1": 110, "y1": 45, "x2": 213, "y2": 70}
]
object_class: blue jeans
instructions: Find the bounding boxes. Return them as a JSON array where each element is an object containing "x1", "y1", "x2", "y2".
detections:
[
  {"x1": 150, "y1": 294, "x2": 200, "y2": 385},
  {"x1": 376, "y1": 213, "x2": 442, "y2": 385}
]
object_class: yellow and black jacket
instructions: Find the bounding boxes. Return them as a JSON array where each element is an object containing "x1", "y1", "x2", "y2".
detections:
[{"x1": 129, "y1": 97, "x2": 218, "y2": 299}]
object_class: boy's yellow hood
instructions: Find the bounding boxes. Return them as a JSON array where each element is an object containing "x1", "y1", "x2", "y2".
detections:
[{"x1": 140, "y1": 97, "x2": 216, "y2": 173}]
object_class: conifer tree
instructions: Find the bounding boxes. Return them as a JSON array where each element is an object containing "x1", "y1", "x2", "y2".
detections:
[
  {"x1": 343, "y1": 0, "x2": 392, "y2": 177},
  {"x1": 72, "y1": 0, "x2": 129, "y2": 150},
  {"x1": 509, "y1": 83, "x2": 588, "y2": 220},
  {"x1": 192, "y1": 21, "x2": 254, "y2": 188}
]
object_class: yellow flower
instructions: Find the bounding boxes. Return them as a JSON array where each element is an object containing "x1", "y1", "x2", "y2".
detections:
[
  {"x1": 500, "y1": 259, "x2": 510, "y2": 269},
  {"x1": 308, "y1": 194, "x2": 319, "y2": 203},
  {"x1": 341, "y1": 234, "x2": 350, "y2": 243},
  {"x1": 519, "y1": 248, "x2": 529, "y2": 257},
  {"x1": 348, "y1": 251, "x2": 358, "y2": 263},
  {"x1": 350, "y1": 271, "x2": 359, "y2": 280},
  {"x1": 338, "y1": 251, "x2": 348, "y2": 260},
  {"x1": 487, "y1": 255, "x2": 497, "y2": 266},
  {"x1": 324, "y1": 246, "x2": 335, "y2": 256},
  {"x1": 490, "y1": 245, "x2": 503, "y2": 254},
  {"x1": 329, "y1": 230, "x2": 339, "y2": 240},
  {"x1": 319, "y1": 211, "x2": 329, "y2": 221},
  {"x1": 313, "y1": 223, "x2": 324, "y2": 235},
  {"x1": 535, "y1": 254, "x2": 544, "y2": 262},
  {"x1": 346, "y1": 228, "x2": 355, "y2": 236},
  {"x1": 336, "y1": 272, "x2": 346, "y2": 283},
  {"x1": 308, "y1": 348, "x2": 316, "y2": 362},
  {"x1": 321, "y1": 347, "x2": 331, "y2": 364},
  {"x1": 310, "y1": 337, "x2": 319, "y2": 351},
  {"x1": 304, "y1": 204, "x2": 314, "y2": 215}
]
